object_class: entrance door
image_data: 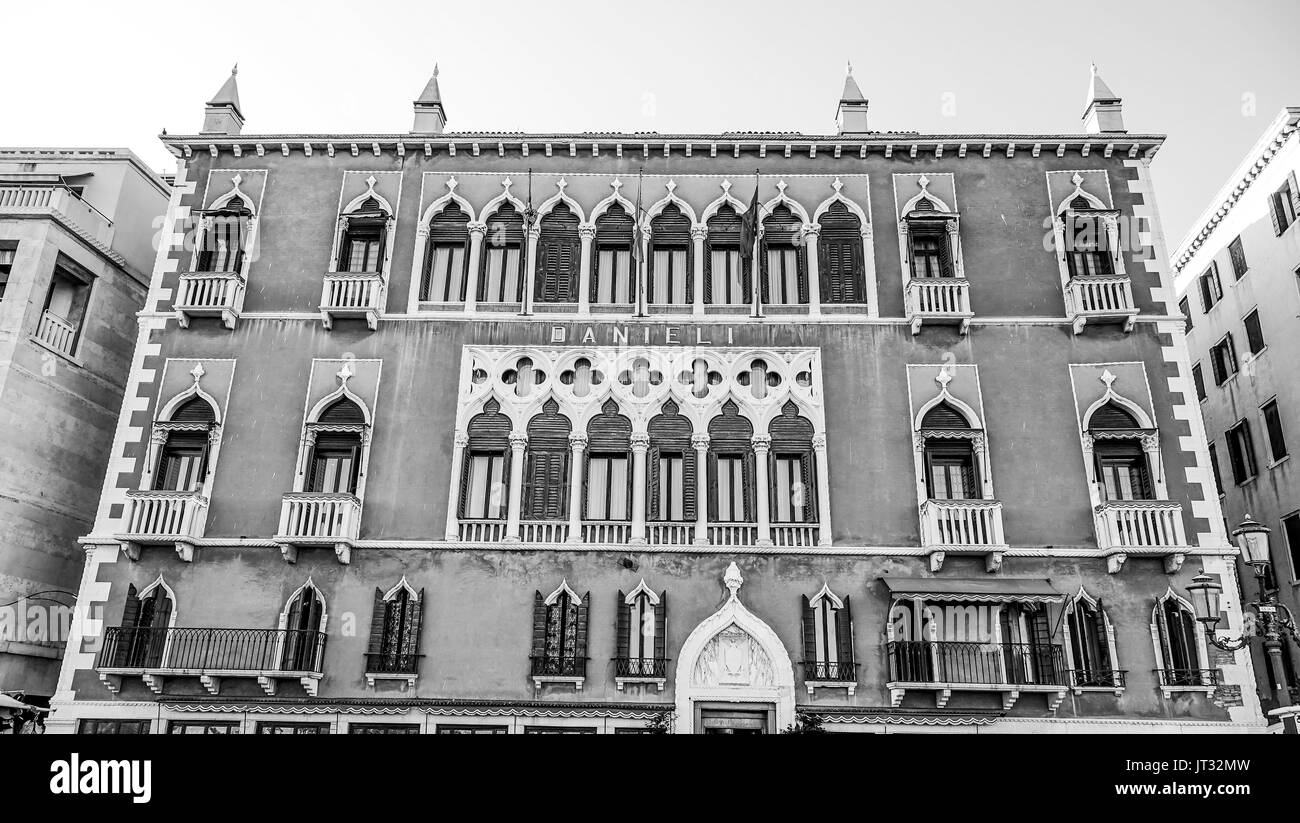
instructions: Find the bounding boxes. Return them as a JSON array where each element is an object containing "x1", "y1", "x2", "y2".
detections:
[{"x1": 699, "y1": 707, "x2": 770, "y2": 735}]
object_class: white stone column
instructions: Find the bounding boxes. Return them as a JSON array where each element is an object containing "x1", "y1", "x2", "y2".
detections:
[
  {"x1": 813, "y1": 433, "x2": 832, "y2": 546},
  {"x1": 629, "y1": 432, "x2": 650, "y2": 545},
  {"x1": 444, "y1": 432, "x2": 469, "y2": 541},
  {"x1": 802, "y1": 224, "x2": 821, "y2": 317},
  {"x1": 522, "y1": 225, "x2": 541, "y2": 314},
  {"x1": 464, "y1": 222, "x2": 486, "y2": 314},
  {"x1": 577, "y1": 224, "x2": 595, "y2": 315},
  {"x1": 566, "y1": 433, "x2": 587, "y2": 543},
  {"x1": 692, "y1": 433, "x2": 710, "y2": 545},
  {"x1": 752, "y1": 434, "x2": 772, "y2": 546},
  {"x1": 691, "y1": 225, "x2": 707, "y2": 316},
  {"x1": 505, "y1": 431, "x2": 528, "y2": 542}
]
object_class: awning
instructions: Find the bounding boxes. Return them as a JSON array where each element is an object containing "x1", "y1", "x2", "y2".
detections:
[
  {"x1": 881, "y1": 577, "x2": 1064, "y2": 604},
  {"x1": 0, "y1": 693, "x2": 50, "y2": 712}
]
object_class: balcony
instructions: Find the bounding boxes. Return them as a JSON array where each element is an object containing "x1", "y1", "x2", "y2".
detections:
[
  {"x1": 275, "y1": 492, "x2": 362, "y2": 565},
  {"x1": 0, "y1": 184, "x2": 114, "y2": 247},
  {"x1": 919, "y1": 498, "x2": 1007, "y2": 572},
  {"x1": 34, "y1": 311, "x2": 77, "y2": 356},
  {"x1": 905, "y1": 278, "x2": 972, "y2": 335},
  {"x1": 96, "y1": 626, "x2": 325, "y2": 697},
  {"x1": 175, "y1": 271, "x2": 243, "y2": 329},
  {"x1": 531, "y1": 655, "x2": 587, "y2": 690},
  {"x1": 454, "y1": 518, "x2": 805, "y2": 548},
  {"x1": 802, "y1": 660, "x2": 859, "y2": 695},
  {"x1": 1155, "y1": 667, "x2": 1219, "y2": 698},
  {"x1": 886, "y1": 640, "x2": 1069, "y2": 710},
  {"x1": 1066, "y1": 274, "x2": 1138, "y2": 334},
  {"x1": 364, "y1": 652, "x2": 422, "y2": 690},
  {"x1": 613, "y1": 657, "x2": 669, "y2": 691},
  {"x1": 1094, "y1": 499, "x2": 1188, "y2": 573},
  {"x1": 320, "y1": 272, "x2": 384, "y2": 330},
  {"x1": 117, "y1": 490, "x2": 209, "y2": 562},
  {"x1": 1071, "y1": 668, "x2": 1128, "y2": 695}
]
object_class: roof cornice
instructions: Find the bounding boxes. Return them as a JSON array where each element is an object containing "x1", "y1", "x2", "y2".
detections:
[{"x1": 1172, "y1": 106, "x2": 1300, "y2": 274}]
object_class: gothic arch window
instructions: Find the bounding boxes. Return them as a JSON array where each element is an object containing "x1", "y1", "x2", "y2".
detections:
[
  {"x1": 338, "y1": 196, "x2": 390, "y2": 274},
  {"x1": 591, "y1": 203, "x2": 634, "y2": 305},
  {"x1": 801, "y1": 584, "x2": 854, "y2": 683},
  {"x1": 761, "y1": 204, "x2": 807, "y2": 305},
  {"x1": 585, "y1": 400, "x2": 632, "y2": 521},
  {"x1": 919, "y1": 401, "x2": 982, "y2": 501},
  {"x1": 114, "y1": 578, "x2": 175, "y2": 668},
  {"x1": 648, "y1": 399, "x2": 694, "y2": 523},
  {"x1": 197, "y1": 199, "x2": 252, "y2": 274},
  {"x1": 769, "y1": 401, "x2": 816, "y2": 524},
  {"x1": 902, "y1": 184, "x2": 958, "y2": 280},
  {"x1": 818, "y1": 201, "x2": 866, "y2": 304},
  {"x1": 1055, "y1": 176, "x2": 1121, "y2": 279},
  {"x1": 1087, "y1": 401, "x2": 1154, "y2": 501},
  {"x1": 305, "y1": 398, "x2": 366, "y2": 495},
  {"x1": 523, "y1": 399, "x2": 572, "y2": 521},
  {"x1": 705, "y1": 204, "x2": 749, "y2": 306},
  {"x1": 1064, "y1": 589, "x2": 1122, "y2": 689},
  {"x1": 1151, "y1": 591, "x2": 1211, "y2": 688},
  {"x1": 615, "y1": 581, "x2": 667, "y2": 678},
  {"x1": 154, "y1": 396, "x2": 217, "y2": 492},
  {"x1": 531, "y1": 581, "x2": 589, "y2": 679},
  {"x1": 649, "y1": 203, "x2": 692, "y2": 305},
  {"x1": 478, "y1": 203, "x2": 526, "y2": 304},
  {"x1": 366, "y1": 578, "x2": 424, "y2": 678},
  {"x1": 707, "y1": 400, "x2": 755, "y2": 522},
  {"x1": 280, "y1": 581, "x2": 326, "y2": 672},
  {"x1": 461, "y1": 398, "x2": 511, "y2": 520},
  {"x1": 421, "y1": 201, "x2": 470, "y2": 301},
  {"x1": 535, "y1": 202, "x2": 580, "y2": 303}
]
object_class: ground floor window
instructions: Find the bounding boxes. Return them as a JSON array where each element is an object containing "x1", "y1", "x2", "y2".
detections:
[
  {"x1": 348, "y1": 724, "x2": 421, "y2": 734},
  {"x1": 255, "y1": 722, "x2": 329, "y2": 735},
  {"x1": 78, "y1": 719, "x2": 151, "y2": 734},
  {"x1": 168, "y1": 720, "x2": 239, "y2": 734},
  {"x1": 523, "y1": 726, "x2": 597, "y2": 734},
  {"x1": 436, "y1": 724, "x2": 509, "y2": 734}
]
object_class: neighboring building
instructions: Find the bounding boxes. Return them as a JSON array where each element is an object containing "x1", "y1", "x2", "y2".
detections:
[
  {"x1": 1173, "y1": 107, "x2": 1300, "y2": 721},
  {"x1": 0, "y1": 148, "x2": 170, "y2": 699},
  {"x1": 49, "y1": 65, "x2": 1264, "y2": 734}
]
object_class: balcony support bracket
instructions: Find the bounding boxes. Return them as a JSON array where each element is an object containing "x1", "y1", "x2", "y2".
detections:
[
  {"x1": 279, "y1": 544, "x2": 298, "y2": 565},
  {"x1": 199, "y1": 675, "x2": 222, "y2": 696},
  {"x1": 141, "y1": 673, "x2": 164, "y2": 695},
  {"x1": 366, "y1": 672, "x2": 418, "y2": 691},
  {"x1": 984, "y1": 551, "x2": 1004, "y2": 573},
  {"x1": 174, "y1": 541, "x2": 195, "y2": 563},
  {"x1": 257, "y1": 675, "x2": 278, "y2": 697},
  {"x1": 935, "y1": 687, "x2": 953, "y2": 709},
  {"x1": 616, "y1": 677, "x2": 667, "y2": 692},
  {"x1": 119, "y1": 541, "x2": 141, "y2": 562},
  {"x1": 334, "y1": 542, "x2": 351, "y2": 565},
  {"x1": 805, "y1": 681, "x2": 857, "y2": 696},
  {"x1": 1001, "y1": 689, "x2": 1020, "y2": 711},
  {"x1": 98, "y1": 673, "x2": 122, "y2": 694},
  {"x1": 1106, "y1": 552, "x2": 1127, "y2": 574},
  {"x1": 299, "y1": 676, "x2": 320, "y2": 697},
  {"x1": 927, "y1": 551, "x2": 946, "y2": 572},
  {"x1": 1163, "y1": 552, "x2": 1186, "y2": 574}
]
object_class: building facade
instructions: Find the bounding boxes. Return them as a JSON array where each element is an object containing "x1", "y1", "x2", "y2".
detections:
[
  {"x1": 49, "y1": 66, "x2": 1265, "y2": 734},
  {"x1": 1173, "y1": 107, "x2": 1300, "y2": 722},
  {"x1": 0, "y1": 148, "x2": 170, "y2": 699}
]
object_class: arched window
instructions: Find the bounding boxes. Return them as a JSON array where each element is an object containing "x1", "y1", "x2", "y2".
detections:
[
  {"x1": 421, "y1": 201, "x2": 470, "y2": 301},
  {"x1": 535, "y1": 203, "x2": 580, "y2": 303},
  {"x1": 906, "y1": 197, "x2": 956, "y2": 279},
  {"x1": 1066, "y1": 592, "x2": 1120, "y2": 688},
  {"x1": 197, "y1": 201, "x2": 252, "y2": 273},
  {"x1": 648, "y1": 400, "x2": 694, "y2": 522},
  {"x1": 591, "y1": 204, "x2": 634, "y2": 304},
  {"x1": 818, "y1": 201, "x2": 865, "y2": 304},
  {"x1": 802, "y1": 585, "x2": 854, "y2": 681},
  {"x1": 649, "y1": 204, "x2": 692, "y2": 305},
  {"x1": 461, "y1": 398, "x2": 511, "y2": 520},
  {"x1": 1089, "y1": 401, "x2": 1153, "y2": 501},
  {"x1": 705, "y1": 204, "x2": 748, "y2": 305},
  {"x1": 115, "y1": 581, "x2": 173, "y2": 668},
  {"x1": 769, "y1": 401, "x2": 816, "y2": 524},
  {"x1": 531, "y1": 582, "x2": 589, "y2": 678},
  {"x1": 707, "y1": 400, "x2": 754, "y2": 522},
  {"x1": 920, "y1": 402, "x2": 980, "y2": 500},
  {"x1": 339, "y1": 197, "x2": 389, "y2": 273},
  {"x1": 155, "y1": 396, "x2": 216, "y2": 492},
  {"x1": 585, "y1": 400, "x2": 632, "y2": 521},
  {"x1": 1153, "y1": 594, "x2": 1208, "y2": 687},
  {"x1": 306, "y1": 398, "x2": 365, "y2": 494},
  {"x1": 523, "y1": 399, "x2": 571, "y2": 521},
  {"x1": 366, "y1": 580, "x2": 423, "y2": 677},
  {"x1": 478, "y1": 203, "x2": 525, "y2": 303},
  {"x1": 1063, "y1": 195, "x2": 1115, "y2": 278},
  {"x1": 280, "y1": 582, "x2": 325, "y2": 672},
  {"x1": 615, "y1": 582, "x2": 666, "y2": 677},
  {"x1": 761, "y1": 204, "x2": 807, "y2": 305}
]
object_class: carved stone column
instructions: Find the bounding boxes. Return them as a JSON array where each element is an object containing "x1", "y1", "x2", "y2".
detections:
[
  {"x1": 464, "y1": 222, "x2": 486, "y2": 314},
  {"x1": 577, "y1": 224, "x2": 595, "y2": 315},
  {"x1": 812, "y1": 433, "x2": 832, "y2": 546},
  {"x1": 629, "y1": 432, "x2": 650, "y2": 545},
  {"x1": 802, "y1": 224, "x2": 821, "y2": 317},
  {"x1": 752, "y1": 434, "x2": 773, "y2": 546},
  {"x1": 566, "y1": 433, "x2": 588, "y2": 543},
  {"x1": 505, "y1": 431, "x2": 528, "y2": 542},
  {"x1": 692, "y1": 433, "x2": 710, "y2": 545},
  {"x1": 691, "y1": 225, "x2": 708, "y2": 316},
  {"x1": 444, "y1": 432, "x2": 469, "y2": 541}
]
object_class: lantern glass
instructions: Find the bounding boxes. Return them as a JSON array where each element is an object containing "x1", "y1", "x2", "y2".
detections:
[
  {"x1": 1232, "y1": 515, "x2": 1272, "y2": 568},
  {"x1": 1186, "y1": 573, "x2": 1222, "y2": 625}
]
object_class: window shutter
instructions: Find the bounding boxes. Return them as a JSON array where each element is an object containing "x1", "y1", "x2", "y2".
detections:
[
  {"x1": 939, "y1": 230, "x2": 955, "y2": 278},
  {"x1": 742, "y1": 451, "x2": 756, "y2": 522},
  {"x1": 706, "y1": 453, "x2": 719, "y2": 521},
  {"x1": 574, "y1": 592, "x2": 590, "y2": 662},
  {"x1": 457, "y1": 449, "x2": 474, "y2": 518},
  {"x1": 702, "y1": 243, "x2": 713, "y2": 304},
  {"x1": 1290, "y1": 172, "x2": 1300, "y2": 225},
  {"x1": 589, "y1": 244, "x2": 601, "y2": 303},
  {"x1": 818, "y1": 239, "x2": 832, "y2": 303},
  {"x1": 797, "y1": 242, "x2": 809, "y2": 304},
  {"x1": 836, "y1": 596, "x2": 854, "y2": 665},
  {"x1": 801, "y1": 453, "x2": 816, "y2": 524},
  {"x1": 367, "y1": 587, "x2": 386, "y2": 655},
  {"x1": 654, "y1": 592, "x2": 667, "y2": 661},
  {"x1": 404, "y1": 589, "x2": 424, "y2": 657},
  {"x1": 1093, "y1": 607, "x2": 1112, "y2": 671},
  {"x1": 581, "y1": 451, "x2": 591, "y2": 519},
  {"x1": 1270, "y1": 190, "x2": 1284, "y2": 235},
  {"x1": 548, "y1": 451, "x2": 567, "y2": 520},
  {"x1": 499, "y1": 447, "x2": 512, "y2": 520},
  {"x1": 758, "y1": 242, "x2": 770, "y2": 303},
  {"x1": 530, "y1": 592, "x2": 547, "y2": 660},
  {"x1": 114, "y1": 584, "x2": 141, "y2": 666},
  {"x1": 801, "y1": 595, "x2": 817, "y2": 663},
  {"x1": 615, "y1": 591, "x2": 630, "y2": 660},
  {"x1": 682, "y1": 448, "x2": 697, "y2": 521},
  {"x1": 647, "y1": 445, "x2": 661, "y2": 521}
]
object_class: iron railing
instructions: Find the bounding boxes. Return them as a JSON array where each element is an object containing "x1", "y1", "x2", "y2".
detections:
[
  {"x1": 614, "y1": 657, "x2": 669, "y2": 678},
  {"x1": 802, "y1": 661, "x2": 859, "y2": 682},
  {"x1": 364, "y1": 652, "x2": 422, "y2": 675},
  {"x1": 1156, "y1": 668, "x2": 1219, "y2": 688},
  {"x1": 887, "y1": 641, "x2": 1068, "y2": 686},
  {"x1": 97, "y1": 626, "x2": 326, "y2": 673},
  {"x1": 531, "y1": 655, "x2": 587, "y2": 678},
  {"x1": 1071, "y1": 668, "x2": 1128, "y2": 689}
]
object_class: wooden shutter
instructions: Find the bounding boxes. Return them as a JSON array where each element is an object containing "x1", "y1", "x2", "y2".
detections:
[
  {"x1": 836, "y1": 596, "x2": 854, "y2": 664},
  {"x1": 706, "y1": 453, "x2": 719, "y2": 520},
  {"x1": 682, "y1": 448, "x2": 697, "y2": 521},
  {"x1": 615, "y1": 590, "x2": 630, "y2": 660},
  {"x1": 938, "y1": 228, "x2": 955, "y2": 277},
  {"x1": 121, "y1": 583, "x2": 141, "y2": 628},
  {"x1": 647, "y1": 445, "x2": 661, "y2": 520},
  {"x1": 1093, "y1": 607, "x2": 1112, "y2": 670},
  {"x1": 800, "y1": 453, "x2": 816, "y2": 523},
  {"x1": 405, "y1": 589, "x2": 424, "y2": 658},
  {"x1": 796, "y1": 242, "x2": 809, "y2": 303},
  {"x1": 801, "y1": 594, "x2": 817, "y2": 663},
  {"x1": 574, "y1": 592, "x2": 590, "y2": 662},
  {"x1": 1290, "y1": 172, "x2": 1300, "y2": 226},
  {"x1": 530, "y1": 592, "x2": 547, "y2": 660},
  {"x1": 741, "y1": 451, "x2": 756, "y2": 522},
  {"x1": 114, "y1": 584, "x2": 141, "y2": 667},
  {"x1": 366, "y1": 587, "x2": 386, "y2": 655},
  {"x1": 654, "y1": 592, "x2": 667, "y2": 660},
  {"x1": 702, "y1": 242, "x2": 713, "y2": 303},
  {"x1": 1269, "y1": 189, "x2": 1284, "y2": 235}
]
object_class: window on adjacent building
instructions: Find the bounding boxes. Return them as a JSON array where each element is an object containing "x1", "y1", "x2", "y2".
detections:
[
  {"x1": 339, "y1": 198, "x2": 387, "y2": 273},
  {"x1": 1207, "y1": 442, "x2": 1225, "y2": 496},
  {"x1": 367, "y1": 582, "x2": 423, "y2": 676},
  {"x1": 1226, "y1": 419, "x2": 1258, "y2": 484},
  {"x1": 801, "y1": 588, "x2": 854, "y2": 682},
  {"x1": 1198, "y1": 262, "x2": 1223, "y2": 311},
  {"x1": 1244, "y1": 308, "x2": 1266, "y2": 355},
  {"x1": 1282, "y1": 512, "x2": 1300, "y2": 583},
  {"x1": 421, "y1": 201, "x2": 470, "y2": 302},
  {"x1": 78, "y1": 719, "x2": 151, "y2": 734},
  {"x1": 197, "y1": 202, "x2": 252, "y2": 273},
  {"x1": 1178, "y1": 296, "x2": 1192, "y2": 333},
  {"x1": 169, "y1": 721, "x2": 239, "y2": 734},
  {"x1": 1192, "y1": 363, "x2": 1207, "y2": 402},
  {"x1": 1262, "y1": 399, "x2": 1288, "y2": 463},
  {"x1": 1228, "y1": 236, "x2": 1248, "y2": 280},
  {"x1": 0, "y1": 244, "x2": 15, "y2": 301},
  {"x1": 1210, "y1": 333, "x2": 1238, "y2": 385},
  {"x1": 38, "y1": 262, "x2": 92, "y2": 356},
  {"x1": 1269, "y1": 172, "x2": 1300, "y2": 235}
]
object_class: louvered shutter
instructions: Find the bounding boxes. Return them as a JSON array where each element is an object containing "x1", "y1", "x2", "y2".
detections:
[
  {"x1": 1290, "y1": 172, "x2": 1300, "y2": 225},
  {"x1": 114, "y1": 584, "x2": 140, "y2": 667},
  {"x1": 801, "y1": 453, "x2": 816, "y2": 523},
  {"x1": 1093, "y1": 607, "x2": 1112, "y2": 670},
  {"x1": 796, "y1": 242, "x2": 809, "y2": 304},
  {"x1": 939, "y1": 229, "x2": 955, "y2": 278},
  {"x1": 548, "y1": 451, "x2": 568, "y2": 519},
  {"x1": 1270, "y1": 191, "x2": 1284, "y2": 235},
  {"x1": 801, "y1": 595, "x2": 817, "y2": 663},
  {"x1": 121, "y1": 583, "x2": 141, "y2": 628},
  {"x1": 366, "y1": 588, "x2": 386, "y2": 656},
  {"x1": 647, "y1": 445, "x2": 661, "y2": 521},
  {"x1": 581, "y1": 450, "x2": 591, "y2": 518},
  {"x1": 682, "y1": 448, "x2": 697, "y2": 521},
  {"x1": 742, "y1": 451, "x2": 756, "y2": 522},
  {"x1": 574, "y1": 593, "x2": 590, "y2": 663},
  {"x1": 654, "y1": 592, "x2": 667, "y2": 661},
  {"x1": 405, "y1": 589, "x2": 424, "y2": 658},
  {"x1": 758, "y1": 243, "x2": 770, "y2": 303},
  {"x1": 702, "y1": 245, "x2": 713, "y2": 304},
  {"x1": 530, "y1": 592, "x2": 547, "y2": 661},
  {"x1": 706, "y1": 453, "x2": 719, "y2": 520},
  {"x1": 144, "y1": 594, "x2": 171, "y2": 666},
  {"x1": 615, "y1": 591, "x2": 630, "y2": 660},
  {"x1": 837, "y1": 596, "x2": 854, "y2": 665}
]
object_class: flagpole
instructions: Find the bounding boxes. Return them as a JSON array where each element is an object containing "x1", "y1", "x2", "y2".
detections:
[
  {"x1": 521, "y1": 168, "x2": 537, "y2": 317},
  {"x1": 634, "y1": 167, "x2": 647, "y2": 318},
  {"x1": 750, "y1": 170, "x2": 763, "y2": 319}
]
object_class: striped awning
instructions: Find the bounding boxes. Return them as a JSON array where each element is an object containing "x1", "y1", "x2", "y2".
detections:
[{"x1": 881, "y1": 577, "x2": 1064, "y2": 604}]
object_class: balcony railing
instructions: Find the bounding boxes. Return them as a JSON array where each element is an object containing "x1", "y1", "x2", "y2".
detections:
[
  {"x1": 120, "y1": 490, "x2": 208, "y2": 560},
  {"x1": 887, "y1": 641, "x2": 1068, "y2": 687},
  {"x1": 176, "y1": 271, "x2": 242, "y2": 329},
  {"x1": 802, "y1": 661, "x2": 859, "y2": 682},
  {"x1": 647, "y1": 522, "x2": 695, "y2": 545},
  {"x1": 905, "y1": 277, "x2": 972, "y2": 334},
  {"x1": 614, "y1": 657, "x2": 669, "y2": 679},
  {"x1": 35, "y1": 311, "x2": 77, "y2": 355},
  {"x1": 519, "y1": 520, "x2": 569, "y2": 543},
  {"x1": 276, "y1": 493, "x2": 362, "y2": 563},
  {"x1": 1156, "y1": 668, "x2": 1219, "y2": 688},
  {"x1": 771, "y1": 523, "x2": 819, "y2": 547},
  {"x1": 364, "y1": 652, "x2": 422, "y2": 676},
  {"x1": 0, "y1": 184, "x2": 114, "y2": 245},
  {"x1": 708, "y1": 523, "x2": 759, "y2": 546},
  {"x1": 98, "y1": 626, "x2": 326, "y2": 673},
  {"x1": 1095, "y1": 500, "x2": 1187, "y2": 550},
  {"x1": 531, "y1": 655, "x2": 586, "y2": 679},
  {"x1": 458, "y1": 518, "x2": 507, "y2": 542},
  {"x1": 582, "y1": 520, "x2": 631, "y2": 544},
  {"x1": 920, "y1": 498, "x2": 1006, "y2": 549},
  {"x1": 320, "y1": 272, "x2": 384, "y2": 330},
  {"x1": 453, "y1": 518, "x2": 803, "y2": 547},
  {"x1": 1066, "y1": 274, "x2": 1137, "y2": 333},
  {"x1": 1071, "y1": 668, "x2": 1128, "y2": 689}
]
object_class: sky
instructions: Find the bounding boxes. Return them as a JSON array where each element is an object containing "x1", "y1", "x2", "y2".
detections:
[{"x1": 2, "y1": 0, "x2": 1297, "y2": 246}]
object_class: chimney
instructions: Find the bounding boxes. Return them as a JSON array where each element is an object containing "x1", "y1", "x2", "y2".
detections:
[
  {"x1": 1082, "y1": 63, "x2": 1125, "y2": 134},
  {"x1": 202, "y1": 65, "x2": 244, "y2": 136},
  {"x1": 412, "y1": 65, "x2": 447, "y2": 135},
  {"x1": 836, "y1": 63, "x2": 870, "y2": 135}
]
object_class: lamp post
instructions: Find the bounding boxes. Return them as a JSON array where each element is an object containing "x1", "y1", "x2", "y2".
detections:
[{"x1": 1187, "y1": 514, "x2": 1300, "y2": 733}]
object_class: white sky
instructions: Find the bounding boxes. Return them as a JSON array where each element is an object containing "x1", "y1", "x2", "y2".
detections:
[{"x1": 2, "y1": 0, "x2": 1296, "y2": 244}]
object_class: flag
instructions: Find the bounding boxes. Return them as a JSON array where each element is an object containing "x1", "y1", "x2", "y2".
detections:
[
  {"x1": 632, "y1": 169, "x2": 646, "y2": 316},
  {"x1": 740, "y1": 173, "x2": 763, "y2": 317}
]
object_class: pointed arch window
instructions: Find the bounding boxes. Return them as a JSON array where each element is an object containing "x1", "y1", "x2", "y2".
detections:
[
  {"x1": 591, "y1": 204, "x2": 634, "y2": 304},
  {"x1": 113, "y1": 581, "x2": 173, "y2": 668},
  {"x1": 1065, "y1": 591, "x2": 1123, "y2": 690},
  {"x1": 649, "y1": 203, "x2": 692, "y2": 305},
  {"x1": 306, "y1": 398, "x2": 365, "y2": 494},
  {"x1": 769, "y1": 401, "x2": 817, "y2": 523},
  {"x1": 818, "y1": 201, "x2": 865, "y2": 304},
  {"x1": 523, "y1": 399, "x2": 572, "y2": 521},
  {"x1": 585, "y1": 400, "x2": 632, "y2": 521},
  {"x1": 1063, "y1": 195, "x2": 1116, "y2": 278},
  {"x1": 197, "y1": 201, "x2": 252, "y2": 273},
  {"x1": 648, "y1": 400, "x2": 694, "y2": 522},
  {"x1": 339, "y1": 197, "x2": 389, "y2": 274},
  {"x1": 1088, "y1": 401, "x2": 1154, "y2": 501},
  {"x1": 461, "y1": 399, "x2": 511, "y2": 520},
  {"x1": 920, "y1": 402, "x2": 980, "y2": 501},
  {"x1": 479, "y1": 203, "x2": 526, "y2": 303},
  {"x1": 1152, "y1": 593, "x2": 1215, "y2": 689},
  {"x1": 707, "y1": 400, "x2": 755, "y2": 522},
  {"x1": 421, "y1": 201, "x2": 470, "y2": 301},
  {"x1": 905, "y1": 198, "x2": 956, "y2": 279},
  {"x1": 366, "y1": 580, "x2": 424, "y2": 678},
  {"x1": 280, "y1": 582, "x2": 326, "y2": 672},
  {"x1": 154, "y1": 396, "x2": 217, "y2": 492},
  {"x1": 705, "y1": 204, "x2": 749, "y2": 305},
  {"x1": 760, "y1": 204, "x2": 807, "y2": 305},
  {"x1": 531, "y1": 583, "x2": 589, "y2": 680},
  {"x1": 801, "y1": 586, "x2": 855, "y2": 685},
  {"x1": 615, "y1": 583, "x2": 667, "y2": 680},
  {"x1": 535, "y1": 203, "x2": 580, "y2": 303}
]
